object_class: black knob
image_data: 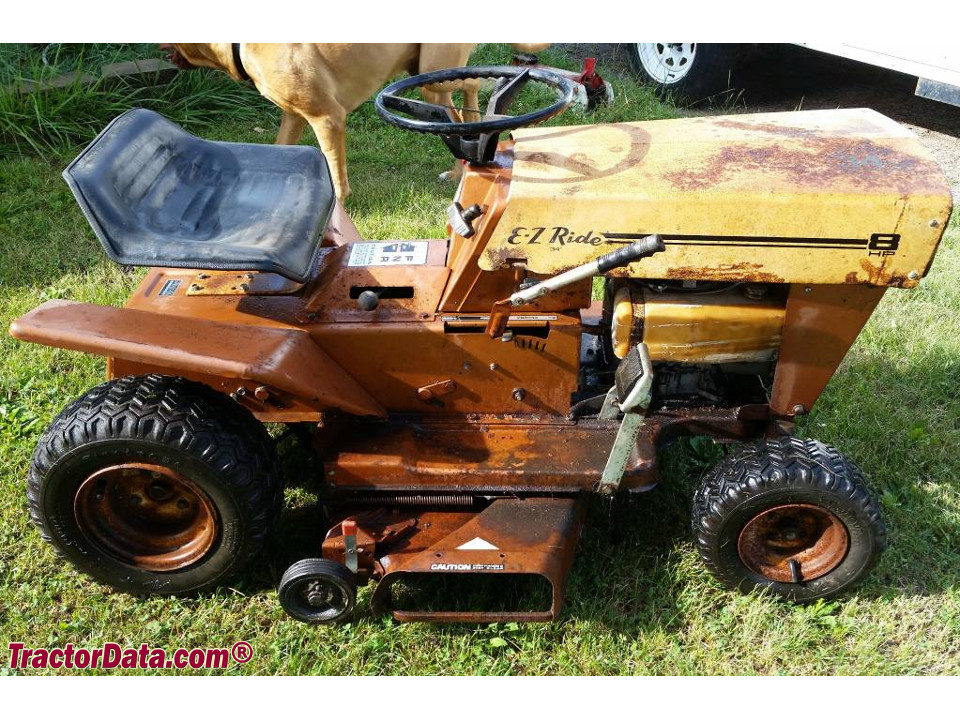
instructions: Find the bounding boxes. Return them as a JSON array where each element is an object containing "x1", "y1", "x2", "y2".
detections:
[
  {"x1": 357, "y1": 290, "x2": 379, "y2": 311},
  {"x1": 446, "y1": 202, "x2": 485, "y2": 238}
]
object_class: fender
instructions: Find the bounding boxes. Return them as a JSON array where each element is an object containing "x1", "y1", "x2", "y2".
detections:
[{"x1": 9, "y1": 300, "x2": 386, "y2": 418}]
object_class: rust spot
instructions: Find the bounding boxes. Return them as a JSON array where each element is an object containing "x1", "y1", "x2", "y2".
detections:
[
  {"x1": 859, "y1": 258, "x2": 888, "y2": 286},
  {"x1": 516, "y1": 150, "x2": 552, "y2": 165},
  {"x1": 859, "y1": 258, "x2": 879, "y2": 284},
  {"x1": 846, "y1": 267, "x2": 910, "y2": 288},
  {"x1": 664, "y1": 262, "x2": 784, "y2": 284},
  {"x1": 714, "y1": 119, "x2": 822, "y2": 139},
  {"x1": 857, "y1": 256, "x2": 910, "y2": 287},
  {"x1": 485, "y1": 245, "x2": 526, "y2": 269},
  {"x1": 661, "y1": 136, "x2": 947, "y2": 195}
]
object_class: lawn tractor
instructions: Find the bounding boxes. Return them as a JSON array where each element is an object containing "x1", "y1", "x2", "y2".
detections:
[{"x1": 10, "y1": 67, "x2": 952, "y2": 623}]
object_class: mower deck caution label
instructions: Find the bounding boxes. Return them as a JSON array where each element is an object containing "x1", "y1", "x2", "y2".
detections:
[
  {"x1": 348, "y1": 241, "x2": 429, "y2": 267},
  {"x1": 430, "y1": 563, "x2": 505, "y2": 572}
]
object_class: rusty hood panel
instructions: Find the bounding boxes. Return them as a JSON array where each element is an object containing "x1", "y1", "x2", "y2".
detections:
[
  {"x1": 10, "y1": 300, "x2": 386, "y2": 417},
  {"x1": 481, "y1": 109, "x2": 952, "y2": 287}
]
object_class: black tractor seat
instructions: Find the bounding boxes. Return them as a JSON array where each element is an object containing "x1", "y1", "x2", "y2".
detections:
[{"x1": 63, "y1": 108, "x2": 335, "y2": 283}]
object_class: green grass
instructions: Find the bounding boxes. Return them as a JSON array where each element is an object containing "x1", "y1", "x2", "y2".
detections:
[
  {"x1": 1, "y1": 43, "x2": 959, "y2": 675},
  {"x1": 0, "y1": 43, "x2": 270, "y2": 157}
]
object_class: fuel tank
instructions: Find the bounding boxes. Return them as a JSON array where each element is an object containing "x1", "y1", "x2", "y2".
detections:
[{"x1": 610, "y1": 284, "x2": 786, "y2": 363}]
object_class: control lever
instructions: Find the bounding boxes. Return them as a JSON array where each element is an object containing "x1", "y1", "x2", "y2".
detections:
[
  {"x1": 486, "y1": 234, "x2": 664, "y2": 338},
  {"x1": 598, "y1": 343, "x2": 654, "y2": 496},
  {"x1": 342, "y1": 519, "x2": 359, "y2": 573},
  {"x1": 447, "y1": 202, "x2": 484, "y2": 238}
]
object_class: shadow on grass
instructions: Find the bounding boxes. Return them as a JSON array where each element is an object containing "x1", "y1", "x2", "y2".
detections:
[
  {"x1": 729, "y1": 45, "x2": 960, "y2": 139},
  {"x1": 806, "y1": 353, "x2": 960, "y2": 601}
]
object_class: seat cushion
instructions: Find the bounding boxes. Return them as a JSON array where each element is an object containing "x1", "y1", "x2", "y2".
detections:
[{"x1": 63, "y1": 108, "x2": 335, "y2": 283}]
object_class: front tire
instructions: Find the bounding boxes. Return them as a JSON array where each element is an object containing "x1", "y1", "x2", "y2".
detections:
[
  {"x1": 692, "y1": 437, "x2": 885, "y2": 601},
  {"x1": 28, "y1": 374, "x2": 283, "y2": 595}
]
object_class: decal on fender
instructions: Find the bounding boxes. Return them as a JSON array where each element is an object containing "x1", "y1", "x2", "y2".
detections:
[
  {"x1": 502, "y1": 228, "x2": 899, "y2": 256},
  {"x1": 348, "y1": 241, "x2": 429, "y2": 267},
  {"x1": 158, "y1": 279, "x2": 182, "y2": 296}
]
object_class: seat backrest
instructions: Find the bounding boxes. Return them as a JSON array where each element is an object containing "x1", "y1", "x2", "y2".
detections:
[{"x1": 63, "y1": 108, "x2": 335, "y2": 282}]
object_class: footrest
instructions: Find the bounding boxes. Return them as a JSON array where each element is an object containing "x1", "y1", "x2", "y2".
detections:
[{"x1": 325, "y1": 418, "x2": 658, "y2": 492}]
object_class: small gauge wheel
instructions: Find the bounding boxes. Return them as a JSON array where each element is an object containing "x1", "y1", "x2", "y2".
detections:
[{"x1": 279, "y1": 558, "x2": 357, "y2": 624}]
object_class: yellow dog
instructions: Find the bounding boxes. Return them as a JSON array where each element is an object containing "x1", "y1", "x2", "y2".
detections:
[{"x1": 163, "y1": 43, "x2": 549, "y2": 200}]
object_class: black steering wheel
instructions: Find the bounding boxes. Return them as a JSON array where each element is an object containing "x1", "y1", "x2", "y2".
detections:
[{"x1": 375, "y1": 65, "x2": 576, "y2": 165}]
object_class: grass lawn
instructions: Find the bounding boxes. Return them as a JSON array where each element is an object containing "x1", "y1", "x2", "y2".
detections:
[{"x1": 0, "y1": 44, "x2": 958, "y2": 675}]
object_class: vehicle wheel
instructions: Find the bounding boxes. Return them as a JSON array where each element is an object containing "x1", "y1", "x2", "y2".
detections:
[
  {"x1": 692, "y1": 437, "x2": 886, "y2": 601},
  {"x1": 278, "y1": 558, "x2": 357, "y2": 624},
  {"x1": 627, "y1": 43, "x2": 736, "y2": 102},
  {"x1": 27, "y1": 374, "x2": 283, "y2": 595}
]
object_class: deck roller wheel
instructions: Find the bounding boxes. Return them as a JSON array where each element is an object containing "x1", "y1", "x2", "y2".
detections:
[
  {"x1": 278, "y1": 558, "x2": 357, "y2": 624},
  {"x1": 692, "y1": 437, "x2": 886, "y2": 601}
]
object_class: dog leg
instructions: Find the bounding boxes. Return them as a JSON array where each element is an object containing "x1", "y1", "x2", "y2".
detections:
[
  {"x1": 276, "y1": 111, "x2": 307, "y2": 145},
  {"x1": 439, "y1": 162, "x2": 464, "y2": 183},
  {"x1": 305, "y1": 111, "x2": 350, "y2": 200}
]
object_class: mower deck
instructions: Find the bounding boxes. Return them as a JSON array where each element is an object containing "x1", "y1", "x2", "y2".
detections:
[{"x1": 324, "y1": 496, "x2": 588, "y2": 622}]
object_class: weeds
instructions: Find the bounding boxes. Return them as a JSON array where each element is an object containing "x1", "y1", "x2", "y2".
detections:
[{"x1": 0, "y1": 43, "x2": 269, "y2": 158}]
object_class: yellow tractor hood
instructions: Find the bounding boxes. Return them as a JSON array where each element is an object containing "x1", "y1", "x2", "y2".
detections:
[{"x1": 481, "y1": 109, "x2": 952, "y2": 287}]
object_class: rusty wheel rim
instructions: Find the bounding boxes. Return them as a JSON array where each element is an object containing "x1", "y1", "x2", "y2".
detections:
[
  {"x1": 737, "y1": 503, "x2": 849, "y2": 583},
  {"x1": 74, "y1": 463, "x2": 217, "y2": 572}
]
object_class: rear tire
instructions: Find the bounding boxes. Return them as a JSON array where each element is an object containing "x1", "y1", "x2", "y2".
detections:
[
  {"x1": 692, "y1": 437, "x2": 885, "y2": 601},
  {"x1": 27, "y1": 374, "x2": 283, "y2": 595},
  {"x1": 627, "y1": 43, "x2": 737, "y2": 102}
]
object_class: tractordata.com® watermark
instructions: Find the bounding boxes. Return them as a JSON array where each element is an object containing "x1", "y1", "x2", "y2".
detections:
[{"x1": 8, "y1": 641, "x2": 253, "y2": 670}]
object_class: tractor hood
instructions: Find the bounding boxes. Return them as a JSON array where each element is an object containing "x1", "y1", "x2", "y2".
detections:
[{"x1": 481, "y1": 109, "x2": 952, "y2": 288}]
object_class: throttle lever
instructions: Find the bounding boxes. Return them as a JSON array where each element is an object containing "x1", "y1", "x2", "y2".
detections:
[{"x1": 485, "y1": 234, "x2": 665, "y2": 337}]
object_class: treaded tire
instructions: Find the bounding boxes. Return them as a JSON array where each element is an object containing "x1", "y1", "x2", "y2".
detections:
[
  {"x1": 278, "y1": 558, "x2": 357, "y2": 624},
  {"x1": 27, "y1": 374, "x2": 283, "y2": 595},
  {"x1": 692, "y1": 437, "x2": 886, "y2": 601},
  {"x1": 627, "y1": 43, "x2": 737, "y2": 103}
]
